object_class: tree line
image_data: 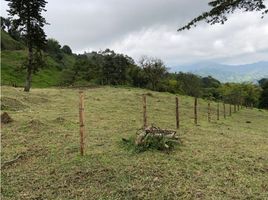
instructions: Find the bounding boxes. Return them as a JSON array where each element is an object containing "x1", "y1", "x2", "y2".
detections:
[
  {"x1": 2, "y1": 0, "x2": 268, "y2": 109},
  {"x1": 58, "y1": 46, "x2": 267, "y2": 109}
]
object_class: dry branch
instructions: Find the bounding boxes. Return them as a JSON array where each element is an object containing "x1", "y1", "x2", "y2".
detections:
[
  {"x1": 135, "y1": 125, "x2": 179, "y2": 147},
  {"x1": 1, "y1": 155, "x2": 23, "y2": 169}
]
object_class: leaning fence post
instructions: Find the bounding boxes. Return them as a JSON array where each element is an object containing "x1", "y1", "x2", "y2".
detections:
[
  {"x1": 79, "y1": 91, "x2": 85, "y2": 156},
  {"x1": 194, "y1": 97, "x2": 198, "y2": 125},
  {"x1": 143, "y1": 94, "x2": 147, "y2": 129},
  {"x1": 208, "y1": 101, "x2": 211, "y2": 122},
  {"x1": 223, "y1": 103, "x2": 226, "y2": 119},
  {"x1": 175, "y1": 97, "x2": 179, "y2": 129},
  {"x1": 217, "y1": 102, "x2": 220, "y2": 120}
]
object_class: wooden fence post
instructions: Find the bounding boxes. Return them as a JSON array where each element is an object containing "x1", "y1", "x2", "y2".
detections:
[
  {"x1": 79, "y1": 91, "x2": 85, "y2": 156},
  {"x1": 223, "y1": 103, "x2": 226, "y2": 119},
  {"x1": 229, "y1": 104, "x2": 232, "y2": 116},
  {"x1": 217, "y1": 102, "x2": 220, "y2": 120},
  {"x1": 208, "y1": 101, "x2": 211, "y2": 122},
  {"x1": 194, "y1": 97, "x2": 197, "y2": 125},
  {"x1": 143, "y1": 94, "x2": 147, "y2": 129},
  {"x1": 175, "y1": 97, "x2": 179, "y2": 129},
  {"x1": 237, "y1": 104, "x2": 240, "y2": 111}
]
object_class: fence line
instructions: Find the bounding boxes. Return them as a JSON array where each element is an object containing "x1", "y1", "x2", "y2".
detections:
[{"x1": 5, "y1": 92, "x2": 248, "y2": 156}]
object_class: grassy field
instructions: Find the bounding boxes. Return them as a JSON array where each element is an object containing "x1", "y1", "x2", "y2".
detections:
[{"x1": 1, "y1": 86, "x2": 268, "y2": 199}]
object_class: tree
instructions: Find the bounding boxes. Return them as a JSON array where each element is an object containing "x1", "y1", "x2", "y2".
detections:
[
  {"x1": 1, "y1": 16, "x2": 5, "y2": 30},
  {"x1": 259, "y1": 78, "x2": 268, "y2": 88},
  {"x1": 259, "y1": 78, "x2": 268, "y2": 109},
  {"x1": 139, "y1": 56, "x2": 168, "y2": 91},
  {"x1": 46, "y1": 38, "x2": 63, "y2": 61},
  {"x1": 176, "y1": 72, "x2": 203, "y2": 97},
  {"x1": 128, "y1": 65, "x2": 149, "y2": 88},
  {"x1": 61, "y1": 55, "x2": 90, "y2": 85},
  {"x1": 178, "y1": 0, "x2": 268, "y2": 31},
  {"x1": 4, "y1": 17, "x2": 11, "y2": 32},
  {"x1": 6, "y1": 0, "x2": 48, "y2": 92},
  {"x1": 62, "y1": 45, "x2": 72, "y2": 55},
  {"x1": 98, "y1": 49, "x2": 134, "y2": 85}
]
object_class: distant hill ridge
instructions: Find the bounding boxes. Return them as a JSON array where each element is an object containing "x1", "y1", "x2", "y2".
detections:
[{"x1": 172, "y1": 61, "x2": 268, "y2": 83}]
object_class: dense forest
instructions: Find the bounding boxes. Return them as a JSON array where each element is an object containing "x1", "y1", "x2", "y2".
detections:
[{"x1": 1, "y1": 16, "x2": 268, "y2": 109}]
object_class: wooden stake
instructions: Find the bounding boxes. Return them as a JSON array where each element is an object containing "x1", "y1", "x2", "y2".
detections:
[
  {"x1": 237, "y1": 104, "x2": 240, "y2": 111},
  {"x1": 194, "y1": 97, "x2": 197, "y2": 125},
  {"x1": 143, "y1": 94, "x2": 147, "y2": 129},
  {"x1": 223, "y1": 103, "x2": 226, "y2": 119},
  {"x1": 175, "y1": 97, "x2": 179, "y2": 129},
  {"x1": 208, "y1": 101, "x2": 211, "y2": 122},
  {"x1": 217, "y1": 102, "x2": 220, "y2": 120},
  {"x1": 229, "y1": 104, "x2": 232, "y2": 116},
  {"x1": 79, "y1": 91, "x2": 85, "y2": 156}
]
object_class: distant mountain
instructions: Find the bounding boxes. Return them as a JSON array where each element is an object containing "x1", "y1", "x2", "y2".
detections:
[{"x1": 171, "y1": 61, "x2": 268, "y2": 83}]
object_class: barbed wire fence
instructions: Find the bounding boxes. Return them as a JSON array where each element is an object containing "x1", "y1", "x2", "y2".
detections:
[{"x1": 4, "y1": 91, "x2": 251, "y2": 156}]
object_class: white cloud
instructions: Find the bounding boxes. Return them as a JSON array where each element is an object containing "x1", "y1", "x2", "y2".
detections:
[
  {"x1": 213, "y1": 40, "x2": 224, "y2": 49},
  {"x1": 108, "y1": 11, "x2": 268, "y2": 65},
  {"x1": 1, "y1": 0, "x2": 268, "y2": 66}
]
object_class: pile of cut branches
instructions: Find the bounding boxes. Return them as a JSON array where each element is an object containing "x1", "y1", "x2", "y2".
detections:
[{"x1": 135, "y1": 125, "x2": 181, "y2": 151}]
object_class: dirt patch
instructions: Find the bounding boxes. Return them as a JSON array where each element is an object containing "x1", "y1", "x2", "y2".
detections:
[
  {"x1": 1, "y1": 112, "x2": 13, "y2": 124},
  {"x1": 1, "y1": 97, "x2": 28, "y2": 111},
  {"x1": 27, "y1": 119, "x2": 45, "y2": 129}
]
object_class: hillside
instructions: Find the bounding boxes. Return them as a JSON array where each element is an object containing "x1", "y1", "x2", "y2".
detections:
[
  {"x1": 172, "y1": 61, "x2": 268, "y2": 83},
  {"x1": 1, "y1": 30, "x2": 75, "y2": 87},
  {"x1": 1, "y1": 30, "x2": 25, "y2": 51},
  {"x1": 1, "y1": 86, "x2": 268, "y2": 199}
]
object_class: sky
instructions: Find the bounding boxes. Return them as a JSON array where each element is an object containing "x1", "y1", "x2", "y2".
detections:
[{"x1": 1, "y1": 0, "x2": 268, "y2": 66}]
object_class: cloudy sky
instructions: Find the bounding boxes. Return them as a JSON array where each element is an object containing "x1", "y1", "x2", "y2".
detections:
[{"x1": 1, "y1": 0, "x2": 268, "y2": 66}]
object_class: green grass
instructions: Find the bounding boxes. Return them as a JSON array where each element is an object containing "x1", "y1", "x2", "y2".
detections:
[
  {"x1": 1, "y1": 30, "x2": 25, "y2": 51},
  {"x1": 1, "y1": 50, "x2": 65, "y2": 88},
  {"x1": 1, "y1": 86, "x2": 268, "y2": 199}
]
